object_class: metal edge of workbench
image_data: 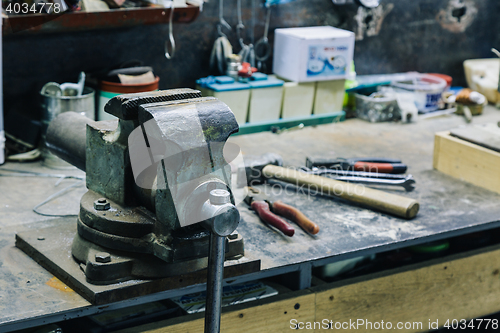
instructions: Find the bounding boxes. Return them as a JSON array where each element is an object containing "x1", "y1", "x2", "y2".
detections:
[{"x1": 234, "y1": 111, "x2": 345, "y2": 136}]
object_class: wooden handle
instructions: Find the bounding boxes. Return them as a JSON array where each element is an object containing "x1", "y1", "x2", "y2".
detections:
[
  {"x1": 272, "y1": 200, "x2": 320, "y2": 235},
  {"x1": 262, "y1": 165, "x2": 419, "y2": 219},
  {"x1": 251, "y1": 201, "x2": 295, "y2": 237}
]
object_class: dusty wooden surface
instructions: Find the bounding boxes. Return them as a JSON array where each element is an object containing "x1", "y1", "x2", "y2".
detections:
[{"x1": 1, "y1": 107, "x2": 500, "y2": 330}]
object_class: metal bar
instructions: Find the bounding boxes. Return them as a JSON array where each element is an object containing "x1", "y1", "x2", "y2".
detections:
[
  {"x1": 205, "y1": 232, "x2": 225, "y2": 333},
  {"x1": 235, "y1": 111, "x2": 345, "y2": 136}
]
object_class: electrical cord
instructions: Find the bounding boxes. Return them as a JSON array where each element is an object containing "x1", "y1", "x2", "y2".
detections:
[{"x1": 0, "y1": 168, "x2": 85, "y2": 217}]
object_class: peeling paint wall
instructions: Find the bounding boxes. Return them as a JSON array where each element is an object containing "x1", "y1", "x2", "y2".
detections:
[
  {"x1": 354, "y1": 3, "x2": 394, "y2": 41},
  {"x1": 437, "y1": 0, "x2": 478, "y2": 33},
  {"x1": 3, "y1": 0, "x2": 498, "y2": 123}
]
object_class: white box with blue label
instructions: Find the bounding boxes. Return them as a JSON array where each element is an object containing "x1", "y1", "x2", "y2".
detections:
[{"x1": 272, "y1": 26, "x2": 355, "y2": 83}]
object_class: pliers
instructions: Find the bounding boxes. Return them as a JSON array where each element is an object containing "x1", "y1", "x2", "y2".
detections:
[
  {"x1": 243, "y1": 187, "x2": 319, "y2": 237},
  {"x1": 305, "y1": 157, "x2": 407, "y2": 174}
]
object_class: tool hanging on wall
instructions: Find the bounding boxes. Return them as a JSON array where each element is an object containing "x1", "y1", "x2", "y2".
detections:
[
  {"x1": 254, "y1": 5, "x2": 272, "y2": 71},
  {"x1": 237, "y1": 0, "x2": 255, "y2": 67},
  {"x1": 210, "y1": 0, "x2": 233, "y2": 74},
  {"x1": 165, "y1": 1, "x2": 176, "y2": 59}
]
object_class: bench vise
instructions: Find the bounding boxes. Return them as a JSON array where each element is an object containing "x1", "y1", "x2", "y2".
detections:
[{"x1": 45, "y1": 89, "x2": 245, "y2": 285}]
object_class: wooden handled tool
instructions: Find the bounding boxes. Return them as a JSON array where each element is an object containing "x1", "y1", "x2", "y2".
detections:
[
  {"x1": 272, "y1": 200, "x2": 320, "y2": 234},
  {"x1": 262, "y1": 165, "x2": 419, "y2": 219},
  {"x1": 244, "y1": 186, "x2": 319, "y2": 236},
  {"x1": 250, "y1": 201, "x2": 295, "y2": 237}
]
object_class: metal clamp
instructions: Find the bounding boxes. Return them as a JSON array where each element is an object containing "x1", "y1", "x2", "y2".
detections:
[{"x1": 255, "y1": 6, "x2": 272, "y2": 64}]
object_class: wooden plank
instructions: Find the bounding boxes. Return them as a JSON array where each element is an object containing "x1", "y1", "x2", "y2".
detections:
[
  {"x1": 433, "y1": 131, "x2": 500, "y2": 194},
  {"x1": 314, "y1": 245, "x2": 500, "y2": 332},
  {"x1": 450, "y1": 124, "x2": 500, "y2": 153},
  {"x1": 3, "y1": 6, "x2": 200, "y2": 36},
  {"x1": 114, "y1": 289, "x2": 316, "y2": 333}
]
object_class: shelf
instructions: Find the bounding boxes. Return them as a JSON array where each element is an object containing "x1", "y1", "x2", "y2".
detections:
[
  {"x1": 3, "y1": 5, "x2": 200, "y2": 36},
  {"x1": 234, "y1": 111, "x2": 346, "y2": 136}
]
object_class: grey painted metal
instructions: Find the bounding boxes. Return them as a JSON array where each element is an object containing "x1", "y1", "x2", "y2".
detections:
[
  {"x1": 40, "y1": 90, "x2": 246, "y2": 286},
  {"x1": 209, "y1": 189, "x2": 231, "y2": 205},
  {"x1": 46, "y1": 111, "x2": 93, "y2": 171},
  {"x1": 205, "y1": 231, "x2": 225, "y2": 333},
  {"x1": 15, "y1": 220, "x2": 259, "y2": 305},
  {"x1": 201, "y1": 189, "x2": 240, "y2": 333},
  {"x1": 105, "y1": 89, "x2": 201, "y2": 120}
]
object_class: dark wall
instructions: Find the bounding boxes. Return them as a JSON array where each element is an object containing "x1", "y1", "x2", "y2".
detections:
[{"x1": 3, "y1": 0, "x2": 499, "y2": 122}]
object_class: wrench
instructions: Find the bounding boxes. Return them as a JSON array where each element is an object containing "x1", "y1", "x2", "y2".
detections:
[
  {"x1": 298, "y1": 167, "x2": 416, "y2": 191},
  {"x1": 333, "y1": 175, "x2": 416, "y2": 192}
]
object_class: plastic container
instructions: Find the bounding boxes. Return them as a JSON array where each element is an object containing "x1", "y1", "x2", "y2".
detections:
[
  {"x1": 196, "y1": 76, "x2": 250, "y2": 124},
  {"x1": 313, "y1": 79, "x2": 346, "y2": 114},
  {"x1": 247, "y1": 74, "x2": 284, "y2": 123},
  {"x1": 98, "y1": 77, "x2": 159, "y2": 120},
  {"x1": 391, "y1": 74, "x2": 447, "y2": 112},
  {"x1": 428, "y1": 73, "x2": 452, "y2": 89},
  {"x1": 277, "y1": 76, "x2": 316, "y2": 119}
]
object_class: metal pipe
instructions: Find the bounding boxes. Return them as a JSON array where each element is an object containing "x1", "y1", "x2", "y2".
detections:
[
  {"x1": 205, "y1": 231, "x2": 225, "y2": 333},
  {"x1": 46, "y1": 112, "x2": 93, "y2": 171}
]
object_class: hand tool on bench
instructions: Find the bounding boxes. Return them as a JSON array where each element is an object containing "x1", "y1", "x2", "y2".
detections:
[
  {"x1": 241, "y1": 155, "x2": 419, "y2": 219},
  {"x1": 244, "y1": 186, "x2": 319, "y2": 236},
  {"x1": 298, "y1": 167, "x2": 416, "y2": 192},
  {"x1": 305, "y1": 157, "x2": 407, "y2": 174}
]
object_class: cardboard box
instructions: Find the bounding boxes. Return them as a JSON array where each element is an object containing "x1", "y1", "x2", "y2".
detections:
[{"x1": 272, "y1": 26, "x2": 355, "y2": 83}]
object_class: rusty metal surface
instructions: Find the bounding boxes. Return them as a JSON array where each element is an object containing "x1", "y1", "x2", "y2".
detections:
[
  {"x1": 228, "y1": 107, "x2": 500, "y2": 271},
  {"x1": 0, "y1": 163, "x2": 89, "y2": 331},
  {"x1": 2, "y1": 6, "x2": 200, "y2": 35},
  {"x1": 2, "y1": 107, "x2": 500, "y2": 330},
  {"x1": 15, "y1": 220, "x2": 259, "y2": 305}
]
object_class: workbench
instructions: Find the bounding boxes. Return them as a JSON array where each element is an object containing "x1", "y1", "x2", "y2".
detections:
[{"x1": 1, "y1": 106, "x2": 500, "y2": 332}]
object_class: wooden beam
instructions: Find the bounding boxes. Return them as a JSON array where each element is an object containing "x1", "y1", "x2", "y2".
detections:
[
  {"x1": 114, "y1": 289, "x2": 316, "y2": 333},
  {"x1": 433, "y1": 131, "x2": 500, "y2": 195},
  {"x1": 115, "y1": 245, "x2": 500, "y2": 332},
  {"x1": 314, "y1": 245, "x2": 500, "y2": 332}
]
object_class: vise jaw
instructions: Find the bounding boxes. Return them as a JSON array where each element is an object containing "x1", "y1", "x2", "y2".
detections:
[{"x1": 49, "y1": 89, "x2": 245, "y2": 284}]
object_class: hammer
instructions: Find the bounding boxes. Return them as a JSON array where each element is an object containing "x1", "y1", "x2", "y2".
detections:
[{"x1": 240, "y1": 154, "x2": 419, "y2": 219}]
